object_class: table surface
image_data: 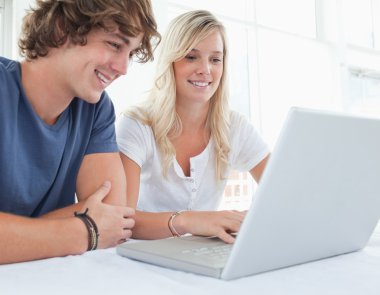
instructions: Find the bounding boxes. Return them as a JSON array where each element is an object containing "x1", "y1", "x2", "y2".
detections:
[{"x1": 1, "y1": 223, "x2": 380, "y2": 295}]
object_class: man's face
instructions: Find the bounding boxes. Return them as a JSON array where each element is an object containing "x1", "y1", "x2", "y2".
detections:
[{"x1": 57, "y1": 27, "x2": 143, "y2": 104}]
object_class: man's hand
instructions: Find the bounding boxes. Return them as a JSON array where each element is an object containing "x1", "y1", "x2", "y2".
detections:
[{"x1": 80, "y1": 181, "x2": 135, "y2": 248}]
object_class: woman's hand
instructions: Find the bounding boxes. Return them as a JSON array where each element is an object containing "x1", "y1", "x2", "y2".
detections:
[{"x1": 175, "y1": 210, "x2": 247, "y2": 243}]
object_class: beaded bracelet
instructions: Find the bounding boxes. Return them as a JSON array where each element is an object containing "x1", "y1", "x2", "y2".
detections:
[
  {"x1": 168, "y1": 210, "x2": 185, "y2": 237},
  {"x1": 74, "y1": 208, "x2": 99, "y2": 251}
]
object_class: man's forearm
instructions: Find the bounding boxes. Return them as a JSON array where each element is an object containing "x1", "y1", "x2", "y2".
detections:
[
  {"x1": 0, "y1": 212, "x2": 87, "y2": 264},
  {"x1": 40, "y1": 202, "x2": 85, "y2": 219}
]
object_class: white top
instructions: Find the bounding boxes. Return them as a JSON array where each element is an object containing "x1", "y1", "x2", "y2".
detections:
[{"x1": 116, "y1": 111, "x2": 270, "y2": 211}]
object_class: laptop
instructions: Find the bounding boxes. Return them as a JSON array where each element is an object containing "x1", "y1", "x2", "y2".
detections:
[{"x1": 117, "y1": 107, "x2": 380, "y2": 280}]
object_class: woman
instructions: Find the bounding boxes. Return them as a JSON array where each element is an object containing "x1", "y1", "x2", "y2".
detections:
[{"x1": 116, "y1": 10, "x2": 269, "y2": 243}]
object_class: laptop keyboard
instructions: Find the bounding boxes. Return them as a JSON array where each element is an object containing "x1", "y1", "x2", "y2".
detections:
[{"x1": 180, "y1": 244, "x2": 232, "y2": 260}]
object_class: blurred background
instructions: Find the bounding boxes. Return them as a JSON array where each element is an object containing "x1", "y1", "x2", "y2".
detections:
[{"x1": 2, "y1": 0, "x2": 380, "y2": 209}]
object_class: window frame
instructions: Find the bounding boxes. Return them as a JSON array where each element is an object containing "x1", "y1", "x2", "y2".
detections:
[{"x1": 0, "y1": 0, "x2": 13, "y2": 58}]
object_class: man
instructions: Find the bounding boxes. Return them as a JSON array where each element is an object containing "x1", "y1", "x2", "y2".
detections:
[{"x1": 0, "y1": 0, "x2": 160, "y2": 264}]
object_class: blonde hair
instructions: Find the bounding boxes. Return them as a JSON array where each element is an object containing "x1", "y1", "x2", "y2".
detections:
[{"x1": 127, "y1": 10, "x2": 231, "y2": 179}]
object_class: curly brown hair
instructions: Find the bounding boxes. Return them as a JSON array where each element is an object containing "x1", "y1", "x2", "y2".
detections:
[{"x1": 19, "y1": 0, "x2": 160, "y2": 62}]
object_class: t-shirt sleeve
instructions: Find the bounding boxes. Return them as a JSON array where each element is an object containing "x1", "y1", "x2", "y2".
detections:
[
  {"x1": 85, "y1": 92, "x2": 118, "y2": 154},
  {"x1": 229, "y1": 111, "x2": 270, "y2": 172},
  {"x1": 116, "y1": 114, "x2": 150, "y2": 167}
]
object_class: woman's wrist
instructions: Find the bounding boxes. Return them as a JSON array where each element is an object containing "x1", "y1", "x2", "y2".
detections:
[
  {"x1": 168, "y1": 211, "x2": 182, "y2": 237},
  {"x1": 171, "y1": 210, "x2": 192, "y2": 236}
]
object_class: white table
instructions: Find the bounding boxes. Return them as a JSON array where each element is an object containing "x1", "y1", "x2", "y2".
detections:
[{"x1": 1, "y1": 224, "x2": 380, "y2": 295}]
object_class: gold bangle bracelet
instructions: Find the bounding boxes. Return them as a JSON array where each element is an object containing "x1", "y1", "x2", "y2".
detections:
[{"x1": 168, "y1": 210, "x2": 184, "y2": 237}]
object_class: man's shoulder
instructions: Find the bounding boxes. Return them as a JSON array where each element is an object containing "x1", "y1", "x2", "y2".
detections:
[
  {"x1": 0, "y1": 57, "x2": 21, "y2": 100},
  {"x1": 0, "y1": 56, "x2": 15, "y2": 69},
  {"x1": 0, "y1": 57, "x2": 20, "y2": 82}
]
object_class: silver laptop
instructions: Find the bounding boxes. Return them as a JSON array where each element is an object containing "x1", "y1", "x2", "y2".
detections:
[{"x1": 117, "y1": 107, "x2": 380, "y2": 280}]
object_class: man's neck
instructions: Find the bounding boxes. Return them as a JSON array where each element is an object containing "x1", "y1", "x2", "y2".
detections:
[{"x1": 21, "y1": 57, "x2": 72, "y2": 125}]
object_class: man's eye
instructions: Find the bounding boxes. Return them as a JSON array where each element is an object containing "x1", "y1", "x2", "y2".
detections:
[{"x1": 108, "y1": 42, "x2": 121, "y2": 50}]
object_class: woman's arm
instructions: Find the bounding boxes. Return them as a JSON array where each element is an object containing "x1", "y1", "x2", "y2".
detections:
[
  {"x1": 121, "y1": 153, "x2": 245, "y2": 243},
  {"x1": 133, "y1": 210, "x2": 246, "y2": 243},
  {"x1": 120, "y1": 153, "x2": 142, "y2": 208},
  {"x1": 250, "y1": 155, "x2": 270, "y2": 183}
]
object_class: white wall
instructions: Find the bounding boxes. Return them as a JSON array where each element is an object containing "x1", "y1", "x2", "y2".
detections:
[
  {"x1": 4, "y1": 0, "x2": 380, "y2": 146},
  {"x1": 4, "y1": 0, "x2": 380, "y2": 209}
]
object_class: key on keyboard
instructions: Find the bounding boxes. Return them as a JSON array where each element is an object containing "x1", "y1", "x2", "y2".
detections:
[{"x1": 181, "y1": 244, "x2": 232, "y2": 259}]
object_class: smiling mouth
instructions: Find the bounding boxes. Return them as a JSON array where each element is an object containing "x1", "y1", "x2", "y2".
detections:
[
  {"x1": 189, "y1": 81, "x2": 211, "y2": 87},
  {"x1": 95, "y1": 70, "x2": 111, "y2": 85}
]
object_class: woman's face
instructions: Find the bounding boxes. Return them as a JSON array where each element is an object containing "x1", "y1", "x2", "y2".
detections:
[{"x1": 173, "y1": 30, "x2": 224, "y2": 107}]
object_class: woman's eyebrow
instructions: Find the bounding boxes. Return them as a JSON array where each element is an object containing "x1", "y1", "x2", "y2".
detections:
[{"x1": 190, "y1": 48, "x2": 223, "y2": 54}]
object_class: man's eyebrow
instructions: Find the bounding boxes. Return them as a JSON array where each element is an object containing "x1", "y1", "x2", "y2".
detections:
[{"x1": 112, "y1": 33, "x2": 130, "y2": 45}]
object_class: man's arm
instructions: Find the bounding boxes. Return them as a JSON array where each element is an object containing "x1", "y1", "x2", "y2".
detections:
[
  {"x1": 42, "y1": 152, "x2": 127, "y2": 219},
  {"x1": 1, "y1": 153, "x2": 133, "y2": 265},
  {"x1": 0, "y1": 212, "x2": 88, "y2": 264},
  {"x1": 76, "y1": 152, "x2": 127, "y2": 205},
  {"x1": 0, "y1": 181, "x2": 134, "y2": 264}
]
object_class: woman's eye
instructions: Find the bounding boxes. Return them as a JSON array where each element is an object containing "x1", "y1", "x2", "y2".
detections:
[
  {"x1": 212, "y1": 58, "x2": 222, "y2": 63},
  {"x1": 185, "y1": 55, "x2": 196, "y2": 61}
]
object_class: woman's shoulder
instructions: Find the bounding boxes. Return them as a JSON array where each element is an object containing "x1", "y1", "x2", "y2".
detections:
[
  {"x1": 228, "y1": 110, "x2": 264, "y2": 144},
  {"x1": 116, "y1": 111, "x2": 155, "y2": 166},
  {"x1": 118, "y1": 110, "x2": 152, "y2": 132},
  {"x1": 119, "y1": 111, "x2": 147, "y2": 125},
  {"x1": 229, "y1": 110, "x2": 252, "y2": 128}
]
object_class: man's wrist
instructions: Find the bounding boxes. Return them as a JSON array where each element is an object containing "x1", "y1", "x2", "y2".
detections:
[
  {"x1": 69, "y1": 216, "x2": 90, "y2": 254},
  {"x1": 74, "y1": 208, "x2": 99, "y2": 251}
]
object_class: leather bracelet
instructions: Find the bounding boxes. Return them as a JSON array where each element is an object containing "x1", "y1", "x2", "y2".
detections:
[
  {"x1": 168, "y1": 210, "x2": 185, "y2": 237},
  {"x1": 74, "y1": 208, "x2": 99, "y2": 251}
]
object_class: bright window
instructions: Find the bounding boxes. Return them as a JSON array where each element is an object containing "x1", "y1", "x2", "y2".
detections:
[
  {"x1": 167, "y1": 0, "x2": 249, "y2": 21},
  {"x1": 342, "y1": 0, "x2": 374, "y2": 48},
  {"x1": 0, "y1": 0, "x2": 5, "y2": 56},
  {"x1": 256, "y1": 0, "x2": 317, "y2": 38},
  {"x1": 348, "y1": 69, "x2": 380, "y2": 115},
  {"x1": 5, "y1": 0, "x2": 380, "y2": 211}
]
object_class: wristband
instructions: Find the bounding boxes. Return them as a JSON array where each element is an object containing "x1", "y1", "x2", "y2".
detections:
[{"x1": 74, "y1": 208, "x2": 99, "y2": 251}]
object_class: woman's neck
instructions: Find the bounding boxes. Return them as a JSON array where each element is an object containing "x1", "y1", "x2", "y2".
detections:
[{"x1": 175, "y1": 101, "x2": 210, "y2": 133}]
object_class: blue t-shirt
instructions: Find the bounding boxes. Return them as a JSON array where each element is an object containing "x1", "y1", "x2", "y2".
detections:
[{"x1": 0, "y1": 57, "x2": 119, "y2": 217}]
